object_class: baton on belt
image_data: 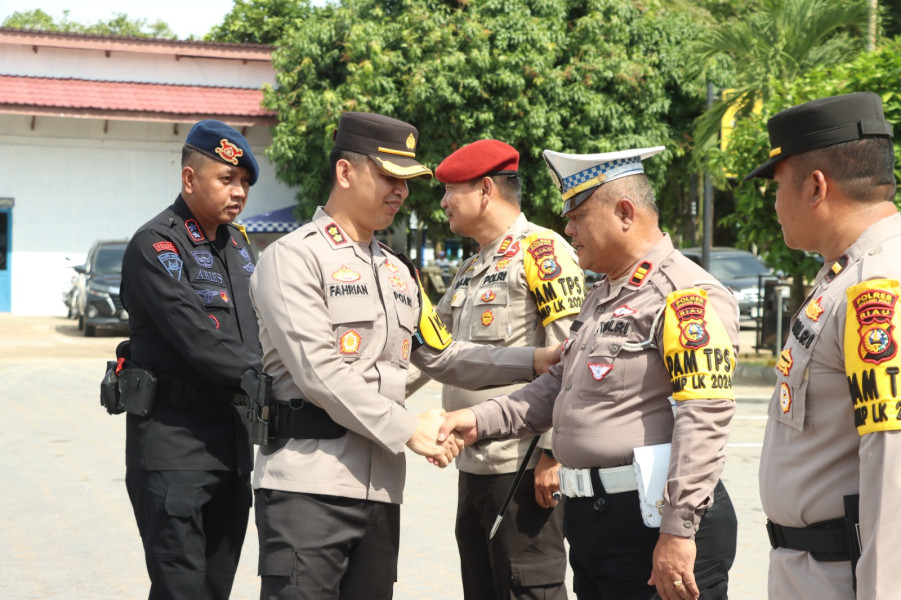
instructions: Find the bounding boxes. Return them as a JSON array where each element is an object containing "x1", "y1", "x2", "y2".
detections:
[{"x1": 489, "y1": 435, "x2": 540, "y2": 539}]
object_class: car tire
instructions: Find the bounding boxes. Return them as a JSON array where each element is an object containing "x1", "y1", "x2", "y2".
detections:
[{"x1": 83, "y1": 322, "x2": 96, "y2": 337}]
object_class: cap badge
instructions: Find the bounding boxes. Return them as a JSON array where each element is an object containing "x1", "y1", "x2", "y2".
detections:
[
  {"x1": 405, "y1": 133, "x2": 416, "y2": 151},
  {"x1": 215, "y1": 138, "x2": 243, "y2": 166}
]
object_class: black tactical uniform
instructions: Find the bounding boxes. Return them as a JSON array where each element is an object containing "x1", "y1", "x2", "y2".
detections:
[{"x1": 120, "y1": 122, "x2": 262, "y2": 600}]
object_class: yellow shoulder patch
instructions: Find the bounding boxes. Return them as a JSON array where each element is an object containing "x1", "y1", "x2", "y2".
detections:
[
  {"x1": 416, "y1": 277, "x2": 452, "y2": 350},
  {"x1": 522, "y1": 232, "x2": 584, "y2": 326},
  {"x1": 844, "y1": 279, "x2": 901, "y2": 435},
  {"x1": 662, "y1": 288, "x2": 735, "y2": 401}
]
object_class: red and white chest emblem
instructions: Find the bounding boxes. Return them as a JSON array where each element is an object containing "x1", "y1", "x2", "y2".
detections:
[
  {"x1": 613, "y1": 305, "x2": 636, "y2": 317},
  {"x1": 587, "y1": 363, "x2": 614, "y2": 381},
  {"x1": 481, "y1": 290, "x2": 496, "y2": 302},
  {"x1": 779, "y1": 382, "x2": 792, "y2": 413},
  {"x1": 339, "y1": 330, "x2": 362, "y2": 355}
]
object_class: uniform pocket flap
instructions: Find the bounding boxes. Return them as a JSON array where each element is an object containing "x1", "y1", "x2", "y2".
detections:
[
  {"x1": 257, "y1": 547, "x2": 296, "y2": 577},
  {"x1": 509, "y1": 555, "x2": 567, "y2": 587}
]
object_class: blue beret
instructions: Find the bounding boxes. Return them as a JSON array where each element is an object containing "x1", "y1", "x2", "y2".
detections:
[{"x1": 185, "y1": 120, "x2": 259, "y2": 186}]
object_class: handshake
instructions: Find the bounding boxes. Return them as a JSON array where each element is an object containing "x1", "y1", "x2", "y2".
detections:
[{"x1": 405, "y1": 408, "x2": 481, "y2": 467}]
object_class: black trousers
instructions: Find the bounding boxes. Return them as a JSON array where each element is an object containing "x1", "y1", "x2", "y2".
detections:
[
  {"x1": 125, "y1": 468, "x2": 252, "y2": 600},
  {"x1": 565, "y1": 480, "x2": 736, "y2": 600},
  {"x1": 456, "y1": 470, "x2": 568, "y2": 600},
  {"x1": 255, "y1": 489, "x2": 401, "y2": 600}
]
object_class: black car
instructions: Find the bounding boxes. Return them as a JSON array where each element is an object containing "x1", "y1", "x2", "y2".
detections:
[
  {"x1": 73, "y1": 239, "x2": 129, "y2": 337},
  {"x1": 680, "y1": 247, "x2": 773, "y2": 319}
]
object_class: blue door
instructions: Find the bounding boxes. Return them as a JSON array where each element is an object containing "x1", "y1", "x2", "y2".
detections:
[{"x1": 0, "y1": 203, "x2": 11, "y2": 312}]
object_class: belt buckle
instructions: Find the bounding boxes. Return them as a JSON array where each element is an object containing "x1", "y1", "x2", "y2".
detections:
[{"x1": 287, "y1": 398, "x2": 305, "y2": 411}]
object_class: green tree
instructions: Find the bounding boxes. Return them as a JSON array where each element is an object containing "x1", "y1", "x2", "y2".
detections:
[
  {"x1": 711, "y1": 36, "x2": 901, "y2": 308},
  {"x1": 2, "y1": 9, "x2": 177, "y2": 39},
  {"x1": 263, "y1": 0, "x2": 712, "y2": 249},
  {"x1": 692, "y1": 0, "x2": 871, "y2": 157},
  {"x1": 206, "y1": 0, "x2": 311, "y2": 45}
]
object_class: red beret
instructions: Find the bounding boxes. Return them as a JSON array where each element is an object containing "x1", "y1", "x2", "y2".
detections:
[{"x1": 435, "y1": 139, "x2": 520, "y2": 183}]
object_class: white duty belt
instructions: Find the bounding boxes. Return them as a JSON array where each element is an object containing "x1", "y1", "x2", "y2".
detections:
[{"x1": 558, "y1": 465, "x2": 638, "y2": 497}]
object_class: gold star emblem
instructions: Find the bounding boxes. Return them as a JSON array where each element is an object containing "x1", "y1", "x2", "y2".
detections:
[{"x1": 405, "y1": 133, "x2": 416, "y2": 151}]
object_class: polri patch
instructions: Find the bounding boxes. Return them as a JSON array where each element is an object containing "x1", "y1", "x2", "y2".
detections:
[
  {"x1": 153, "y1": 241, "x2": 177, "y2": 254},
  {"x1": 158, "y1": 252, "x2": 183, "y2": 280}
]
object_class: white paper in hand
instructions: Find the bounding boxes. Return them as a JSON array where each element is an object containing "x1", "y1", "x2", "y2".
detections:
[{"x1": 632, "y1": 443, "x2": 671, "y2": 528}]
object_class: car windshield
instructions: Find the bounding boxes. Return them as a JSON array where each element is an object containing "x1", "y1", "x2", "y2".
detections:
[
  {"x1": 93, "y1": 246, "x2": 125, "y2": 275},
  {"x1": 708, "y1": 254, "x2": 769, "y2": 280}
]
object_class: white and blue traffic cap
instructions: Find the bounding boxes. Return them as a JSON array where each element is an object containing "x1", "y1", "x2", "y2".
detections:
[{"x1": 543, "y1": 146, "x2": 665, "y2": 215}]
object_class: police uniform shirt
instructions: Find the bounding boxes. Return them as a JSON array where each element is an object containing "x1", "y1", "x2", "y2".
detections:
[
  {"x1": 759, "y1": 213, "x2": 901, "y2": 599},
  {"x1": 121, "y1": 195, "x2": 262, "y2": 473},
  {"x1": 249, "y1": 207, "x2": 536, "y2": 505},
  {"x1": 470, "y1": 234, "x2": 740, "y2": 537},
  {"x1": 438, "y1": 213, "x2": 583, "y2": 474}
]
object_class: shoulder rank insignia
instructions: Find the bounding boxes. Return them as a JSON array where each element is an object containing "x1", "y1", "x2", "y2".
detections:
[
  {"x1": 325, "y1": 222, "x2": 347, "y2": 245},
  {"x1": 185, "y1": 219, "x2": 205, "y2": 242},
  {"x1": 497, "y1": 236, "x2": 514, "y2": 254},
  {"x1": 629, "y1": 261, "x2": 652, "y2": 287},
  {"x1": 825, "y1": 254, "x2": 849, "y2": 282}
]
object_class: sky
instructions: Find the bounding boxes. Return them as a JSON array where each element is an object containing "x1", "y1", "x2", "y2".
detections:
[{"x1": 0, "y1": 0, "x2": 237, "y2": 39}]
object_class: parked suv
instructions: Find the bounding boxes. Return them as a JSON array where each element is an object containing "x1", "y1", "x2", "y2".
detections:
[
  {"x1": 73, "y1": 239, "x2": 129, "y2": 337},
  {"x1": 680, "y1": 247, "x2": 772, "y2": 319}
]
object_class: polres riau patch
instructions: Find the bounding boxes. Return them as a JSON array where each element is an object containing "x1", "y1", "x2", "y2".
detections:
[
  {"x1": 157, "y1": 252, "x2": 183, "y2": 280},
  {"x1": 663, "y1": 287, "x2": 735, "y2": 402},
  {"x1": 527, "y1": 238, "x2": 562, "y2": 281},
  {"x1": 844, "y1": 279, "x2": 901, "y2": 435}
]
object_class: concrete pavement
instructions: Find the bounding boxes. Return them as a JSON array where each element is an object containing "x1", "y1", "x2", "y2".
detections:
[{"x1": 0, "y1": 315, "x2": 772, "y2": 599}]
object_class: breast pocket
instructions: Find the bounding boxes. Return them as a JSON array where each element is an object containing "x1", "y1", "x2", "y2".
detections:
[
  {"x1": 581, "y1": 337, "x2": 627, "y2": 403},
  {"x1": 329, "y1": 300, "x2": 378, "y2": 362},
  {"x1": 769, "y1": 339, "x2": 813, "y2": 432},
  {"x1": 469, "y1": 285, "x2": 509, "y2": 341}
]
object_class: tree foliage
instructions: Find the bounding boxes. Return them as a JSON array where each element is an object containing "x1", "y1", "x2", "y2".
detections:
[
  {"x1": 710, "y1": 36, "x2": 901, "y2": 297},
  {"x1": 206, "y1": 0, "x2": 311, "y2": 45},
  {"x1": 261, "y1": 0, "x2": 715, "y2": 238},
  {"x1": 1, "y1": 9, "x2": 177, "y2": 39}
]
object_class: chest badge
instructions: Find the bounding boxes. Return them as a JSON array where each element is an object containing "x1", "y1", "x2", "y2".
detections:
[
  {"x1": 588, "y1": 363, "x2": 614, "y2": 381},
  {"x1": 401, "y1": 338, "x2": 410, "y2": 361},
  {"x1": 805, "y1": 296, "x2": 824, "y2": 322},
  {"x1": 776, "y1": 348, "x2": 793, "y2": 376},
  {"x1": 495, "y1": 258, "x2": 512, "y2": 271},
  {"x1": 613, "y1": 305, "x2": 636, "y2": 317},
  {"x1": 481, "y1": 310, "x2": 494, "y2": 326},
  {"x1": 481, "y1": 290, "x2": 496, "y2": 302},
  {"x1": 779, "y1": 382, "x2": 792, "y2": 413},
  {"x1": 332, "y1": 265, "x2": 361, "y2": 282},
  {"x1": 339, "y1": 330, "x2": 362, "y2": 355},
  {"x1": 389, "y1": 276, "x2": 408, "y2": 292},
  {"x1": 385, "y1": 261, "x2": 399, "y2": 273}
]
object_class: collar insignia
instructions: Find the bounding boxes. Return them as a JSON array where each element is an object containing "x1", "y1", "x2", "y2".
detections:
[{"x1": 628, "y1": 261, "x2": 652, "y2": 287}]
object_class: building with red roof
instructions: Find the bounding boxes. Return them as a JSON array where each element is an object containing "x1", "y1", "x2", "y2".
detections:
[{"x1": 0, "y1": 28, "x2": 296, "y2": 314}]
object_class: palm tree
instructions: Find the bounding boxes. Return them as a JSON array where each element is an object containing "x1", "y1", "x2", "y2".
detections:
[{"x1": 692, "y1": 0, "x2": 871, "y2": 155}]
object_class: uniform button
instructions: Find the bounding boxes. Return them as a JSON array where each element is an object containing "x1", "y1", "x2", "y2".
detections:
[
  {"x1": 662, "y1": 259, "x2": 672, "y2": 267},
  {"x1": 610, "y1": 344, "x2": 619, "y2": 352},
  {"x1": 580, "y1": 343, "x2": 586, "y2": 350},
  {"x1": 565, "y1": 383, "x2": 572, "y2": 390},
  {"x1": 683, "y1": 521, "x2": 693, "y2": 529}
]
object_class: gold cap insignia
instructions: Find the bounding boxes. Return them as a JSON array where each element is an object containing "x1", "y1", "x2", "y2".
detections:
[{"x1": 405, "y1": 133, "x2": 416, "y2": 151}]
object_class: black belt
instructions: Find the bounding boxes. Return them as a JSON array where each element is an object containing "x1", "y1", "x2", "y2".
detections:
[
  {"x1": 766, "y1": 518, "x2": 851, "y2": 561},
  {"x1": 269, "y1": 399, "x2": 347, "y2": 440},
  {"x1": 154, "y1": 374, "x2": 246, "y2": 407}
]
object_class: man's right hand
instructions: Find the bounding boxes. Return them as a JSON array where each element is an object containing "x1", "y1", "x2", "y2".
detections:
[
  {"x1": 406, "y1": 408, "x2": 460, "y2": 467},
  {"x1": 437, "y1": 408, "x2": 479, "y2": 448},
  {"x1": 532, "y1": 341, "x2": 563, "y2": 376}
]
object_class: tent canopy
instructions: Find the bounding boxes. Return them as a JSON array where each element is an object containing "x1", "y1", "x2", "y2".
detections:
[{"x1": 239, "y1": 205, "x2": 305, "y2": 233}]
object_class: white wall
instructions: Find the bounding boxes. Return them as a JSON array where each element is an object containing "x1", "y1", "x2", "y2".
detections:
[{"x1": 0, "y1": 114, "x2": 296, "y2": 315}]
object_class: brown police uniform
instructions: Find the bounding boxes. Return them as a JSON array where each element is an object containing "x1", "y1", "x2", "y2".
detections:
[
  {"x1": 438, "y1": 213, "x2": 581, "y2": 599},
  {"x1": 760, "y1": 214, "x2": 901, "y2": 598},
  {"x1": 746, "y1": 91, "x2": 900, "y2": 599},
  {"x1": 470, "y1": 234, "x2": 740, "y2": 597}
]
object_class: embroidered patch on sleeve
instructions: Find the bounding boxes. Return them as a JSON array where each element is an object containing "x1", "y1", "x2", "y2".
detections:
[
  {"x1": 844, "y1": 279, "x2": 901, "y2": 435},
  {"x1": 523, "y1": 232, "x2": 584, "y2": 326},
  {"x1": 662, "y1": 288, "x2": 735, "y2": 401},
  {"x1": 158, "y1": 252, "x2": 183, "y2": 280}
]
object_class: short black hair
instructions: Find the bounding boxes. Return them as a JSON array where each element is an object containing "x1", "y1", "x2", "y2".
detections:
[
  {"x1": 791, "y1": 137, "x2": 896, "y2": 202},
  {"x1": 329, "y1": 147, "x2": 368, "y2": 188},
  {"x1": 489, "y1": 173, "x2": 522, "y2": 207},
  {"x1": 182, "y1": 145, "x2": 210, "y2": 170}
]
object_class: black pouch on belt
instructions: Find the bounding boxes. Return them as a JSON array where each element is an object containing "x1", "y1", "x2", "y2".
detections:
[
  {"x1": 100, "y1": 360, "x2": 124, "y2": 415},
  {"x1": 844, "y1": 494, "x2": 861, "y2": 592},
  {"x1": 118, "y1": 368, "x2": 158, "y2": 417}
]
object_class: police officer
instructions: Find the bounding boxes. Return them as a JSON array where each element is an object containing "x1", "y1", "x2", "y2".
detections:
[
  {"x1": 745, "y1": 91, "x2": 901, "y2": 599},
  {"x1": 248, "y1": 112, "x2": 562, "y2": 600},
  {"x1": 440, "y1": 145, "x2": 740, "y2": 600},
  {"x1": 425, "y1": 139, "x2": 581, "y2": 600},
  {"x1": 120, "y1": 120, "x2": 263, "y2": 599}
]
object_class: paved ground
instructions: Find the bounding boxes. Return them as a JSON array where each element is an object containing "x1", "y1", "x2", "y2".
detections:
[{"x1": 0, "y1": 315, "x2": 772, "y2": 599}]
